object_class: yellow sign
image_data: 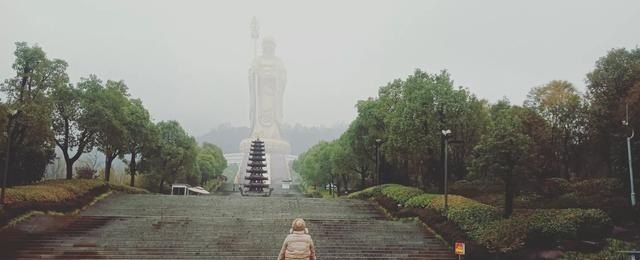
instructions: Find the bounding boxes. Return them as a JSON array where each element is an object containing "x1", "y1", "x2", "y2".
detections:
[{"x1": 455, "y1": 242, "x2": 465, "y2": 255}]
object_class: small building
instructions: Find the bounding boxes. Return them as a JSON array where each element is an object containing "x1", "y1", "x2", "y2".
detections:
[
  {"x1": 171, "y1": 184, "x2": 210, "y2": 196},
  {"x1": 281, "y1": 179, "x2": 292, "y2": 190}
]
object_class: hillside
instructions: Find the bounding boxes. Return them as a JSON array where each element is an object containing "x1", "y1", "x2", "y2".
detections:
[{"x1": 198, "y1": 123, "x2": 347, "y2": 154}]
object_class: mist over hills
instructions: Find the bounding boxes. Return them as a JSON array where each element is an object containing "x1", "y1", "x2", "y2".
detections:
[{"x1": 198, "y1": 123, "x2": 347, "y2": 155}]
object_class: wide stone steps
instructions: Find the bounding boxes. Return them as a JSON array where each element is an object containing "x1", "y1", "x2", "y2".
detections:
[{"x1": 0, "y1": 194, "x2": 456, "y2": 259}]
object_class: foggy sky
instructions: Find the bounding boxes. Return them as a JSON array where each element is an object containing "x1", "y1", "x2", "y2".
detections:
[{"x1": 1, "y1": 0, "x2": 639, "y2": 136}]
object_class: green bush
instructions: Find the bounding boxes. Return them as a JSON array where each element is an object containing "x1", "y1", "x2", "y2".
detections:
[
  {"x1": 527, "y1": 210, "x2": 580, "y2": 242},
  {"x1": 405, "y1": 194, "x2": 438, "y2": 208},
  {"x1": 471, "y1": 208, "x2": 613, "y2": 254},
  {"x1": 346, "y1": 184, "x2": 397, "y2": 199},
  {"x1": 470, "y1": 216, "x2": 529, "y2": 254},
  {"x1": 6, "y1": 179, "x2": 106, "y2": 205},
  {"x1": 348, "y1": 184, "x2": 614, "y2": 255},
  {"x1": 529, "y1": 208, "x2": 613, "y2": 241},
  {"x1": 560, "y1": 239, "x2": 635, "y2": 260},
  {"x1": 541, "y1": 178, "x2": 571, "y2": 198},
  {"x1": 544, "y1": 178, "x2": 626, "y2": 209},
  {"x1": 426, "y1": 194, "x2": 500, "y2": 232},
  {"x1": 203, "y1": 180, "x2": 223, "y2": 192},
  {"x1": 381, "y1": 185, "x2": 423, "y2": 204},
  {"x1": 571, "y1": 178, "x2": 623, "y2": 197},
  {"x1": 404, "y1": 191, "x2": 500, "y2": 234},
  {"x1": 75, "y1": 166, "x2": 97, "y2": 179},
  {"x1": 448, "y1": 203, "x2": 500, "y2": 232}
]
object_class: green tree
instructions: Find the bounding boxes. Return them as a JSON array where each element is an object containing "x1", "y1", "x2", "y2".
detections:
[
  {"x1": 469, "y1": 101, "x2": 533, "y2": 218},
  {"x1": 586, "y1": 47, "x2": 640, "y2": 177},
  {"x1": 342, "y1": 99, "x2": 384, "y2": 187},
  {"x1": 86, "y1": 79, "x2": 130, "y2": 182},
  {"x1": 196, "y1": 142, "x2": 227, "y2": 188},
  {"x1": 525, "y1": 80, "x2": 585, "y2": 177},
  {"x1": 122, "y1": 98, "x2": 154, "y2": 186},
  {"x1": 329, "y1": 136, "x2": 361, "y2": 194},
  {"x1": 377, "y1": 70, "x2": 489, "y2": 189},
  {"x1": 51, "y1": 76, "x2": 102, "y2": 179},
  {"x1": 511, "y1": 106, "x2": 553, "y2": 180},
  {"x1": 295, "y1": 141, "x2": 333, "y2": 191},
  {"x1": 141, "y1": 121, "x2": 198, "y2": 193},
  {"x1": 0, "y1": 42, "x2": 62, "y2": 184}
]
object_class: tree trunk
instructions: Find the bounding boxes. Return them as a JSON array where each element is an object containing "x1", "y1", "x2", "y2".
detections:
[
  {"x1": 104, "y1": 154, "x2": 114, "y2": 182},
  {"x1": 563, "y1": 134, "x2": 571, "y2": 178},
  {"x1": 439, "y1": 136, "x2": 445, "y2": 193},
  {"x1": 359, "y1": 166, "x2": 367, "y2": 188},
  {"x1": 159, "y1": 178, "x2": 165, "y2": 193},
  {"x1": 341, "y1": 174, "x2": 349, "y2": 193},
  {"x1": 129, "y1": 170, "x2": 135, "y2": 187},
  {"x1": 129, "y1": 153, "x2": 137, "y2": 187},
  {"x1": 329, "y1": 175, "x2": 333, "y2": 195},
  {"x1": 504, "y1": 168, "x2": 514, "y2": 218},
  {"x1": 65, "y1": 159, "x2": 74, "y2": 179}
]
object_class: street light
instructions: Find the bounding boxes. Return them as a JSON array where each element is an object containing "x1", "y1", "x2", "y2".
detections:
[
  {"x1": 442, "y1": 129, "x2": 452, "y2": 216},
  {"x1": 623, "y1": 104, "x2": 636, "y2": 207},
  {"x1": 375, "y1": 138, "x2": 382, "y2": 188},
  {"x1": 1, "y1": 109, "x2": 17, "y2": 209}
]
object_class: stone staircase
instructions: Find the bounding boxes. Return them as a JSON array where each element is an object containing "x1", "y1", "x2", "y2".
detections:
[{"x1": 0, "y1": 194, "x2": 456, "y2": 259}]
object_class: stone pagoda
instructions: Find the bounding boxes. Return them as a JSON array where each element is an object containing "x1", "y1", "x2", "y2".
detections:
[{"x1": 241, "y1": 139, "x2": 273, "y2": 196}]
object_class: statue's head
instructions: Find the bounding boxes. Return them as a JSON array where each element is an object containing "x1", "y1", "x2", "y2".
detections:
[{"x1": 262, "y1": 36, "x2": 276, "y2": 56}]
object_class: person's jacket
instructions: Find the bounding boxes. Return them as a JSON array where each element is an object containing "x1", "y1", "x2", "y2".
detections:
[{"x1": 277, "y1": 229, "x2": 316, "y2": 260}]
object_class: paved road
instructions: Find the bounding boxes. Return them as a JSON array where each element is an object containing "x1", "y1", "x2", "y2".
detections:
[{"x1": 0, "y1": 194, "x2": 456, "y2": 259}]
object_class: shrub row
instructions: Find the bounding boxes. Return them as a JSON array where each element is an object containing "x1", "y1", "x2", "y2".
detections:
[
  {"x1": 1, "y1": 179, "x2": 149, "y2": 227},
  {"x1": 5, "y1": 179, "x2": 107, "y2": 206},
  {"x1": 380, "y1": 184, "x2": 423, "y2": 204},
  {"x1": 559, "y1": 238, "x2": 636, "y2": 260},
  {"x1": 470, "y1": 209, "x2": 613, "y2": 254},
  {"x1": 346, "y1": 184, "x2": 395, "y2": 199},
  {"x1": 348, "y1": 184, "x2": 613, "y2": 256}
]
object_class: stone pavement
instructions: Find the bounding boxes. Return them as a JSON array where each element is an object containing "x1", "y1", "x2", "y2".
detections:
[{"x1": 0, "y1": 194, "x2": 456, "y2": 259}]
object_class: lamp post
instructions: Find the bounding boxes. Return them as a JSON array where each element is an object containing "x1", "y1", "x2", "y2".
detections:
[
  {"x1": 1, "y1": 109, "x2": 16, "y2": 209},
  {"x1": 623, "y1": 104, "x2": 636, "y2": 207},
  {"x1": 375, "y1": 139, "x2": 382, "y2": 188},
  {"x1": 442, "y1": 129, "x2": 451, "y2": 215}
]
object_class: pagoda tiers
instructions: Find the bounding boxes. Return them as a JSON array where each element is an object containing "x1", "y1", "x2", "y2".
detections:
[{"x1": 241, "y1": 139, "x2": 273, "y2": 196}]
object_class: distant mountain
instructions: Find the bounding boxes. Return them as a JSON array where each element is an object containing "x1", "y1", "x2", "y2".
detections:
[
  {"x1": 198, "y1": 123, "x2": 347, "y2": 155},
  {"x1": 281, "y1": 123, "x2": 347, "y2": 155}
]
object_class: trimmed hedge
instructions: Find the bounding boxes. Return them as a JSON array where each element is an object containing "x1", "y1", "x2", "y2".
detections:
[
  {"x1": 380, "y1": 184, "x2": 423, "y2": 204},
  {"x1": 405, "y1": 193, "x2": 438, "y2": 208},
  {"x1": 5, "y1": 179, "x2": 107, "y2": 206},
  {"x1": 346, "y1": 184, "x2": 395, "y2": 199},
  {"x1": 1, "y1": 179, "x2": 150, "y2": 227},
  {"x1": 560, "y1": 238, "x2": 635, "y2": 260},
  {"x1": 470, "y1": 209, "x2": 613, "y2": 254},
  {"x1": 441, "y1": 198, "x2": 499, "y2": 233},
  {"x1": 528, "y1": 209, "x2": 612, "y2": 241},
  {"x1": 348, "y1": 184, "x2": 614, "y2": 256},
  {"x1": 405, "y1": 192, "x2": 500, "y2": 233}
]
